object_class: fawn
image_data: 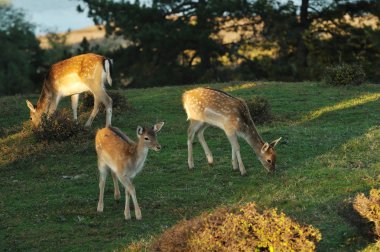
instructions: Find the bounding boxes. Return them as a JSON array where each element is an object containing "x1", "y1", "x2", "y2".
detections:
[
  {"x1": 95, "y1": 122, "x2": 164, "y2": 220},
  {"x1": 182, "y1": 87, "x2": 281, "y2": 175},
  {"x1": 26, "y1": 53, "x2": 113, "y2": 128}
]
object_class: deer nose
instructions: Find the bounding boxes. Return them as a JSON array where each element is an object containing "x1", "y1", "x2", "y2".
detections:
[{"x1": 156, "y1": 145, "x2": 161, "y2": 151}]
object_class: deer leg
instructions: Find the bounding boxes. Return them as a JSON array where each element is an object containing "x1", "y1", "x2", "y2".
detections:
[
  {"x1": 101, "y1": 93, "x2": 113, "y2": 127},
  {"x1": 97, "y1": 159, "x2": 108, "y2": 212},
  {"x1": 124, "y1": 188, "x2": 131, "y2": 220},
  {"x1": 111, "y1": 171, "x2": 120, "y2": 201},
  {"x1": 85, "y1": 97, "x2": 99, "y2": 128},
  {"x1": 71, "y1": 94, "x2": 80, "y2": 121},
  {"x1": 197, "y1": 125, "x2": 213, "y2": 165},
  {"x1": 227, "y1": 132, "x2": 247, "y2": 176},
  {"x1": 187, "y1": 120, "x2": 203, "y2": 169},
  {"x1": 119, "y1": 175, "x2": 140, "y2": 220},
  {"x1": 47, "y1": 95, "x2": 61, "y2": 115}
]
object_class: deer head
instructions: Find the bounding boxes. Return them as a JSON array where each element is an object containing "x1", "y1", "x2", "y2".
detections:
[
  {"x1": 258, "y1": 137, "x2": 282, "y2": 172},
  {"x1": 136, "y1": 122, "x2": 164, "y2": 151},
  {"x1": 26, "y1": 100, "x2": 41, "y2": 128}
]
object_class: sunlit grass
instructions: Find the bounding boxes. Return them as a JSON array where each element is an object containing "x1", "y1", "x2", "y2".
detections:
[
  {"x1": 222, "y1": 81, "x2": 258, "y2": 91},
  {"x1": 299, "y1": 93, "x2": 380, "y2": 124}
]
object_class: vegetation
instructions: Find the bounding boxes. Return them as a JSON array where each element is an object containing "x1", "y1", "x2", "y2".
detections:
[
  {"x1": 80, "y1": 91, "x2": 132, "y2": 112},
  {"x1": 245, "y1": 95, "x2": 272, "y2": 124},
  {"x1": 324, "y1": 64, "x2": 366, "y2": 86},
  {"x1": 32, "y1": 110, "x2": 86, "y2": 143},
  {"x1": 354, "y1": 189, "x2": 380, "y2": 238},
  {"x1": 1, "y1": 82, "x2": 380, "y2": 251},
  {"x1": 0, "y1": 5, "x2": 43, "y2": 95},
  {"x1": 78, "y1": 0, "x2": 380, "y2": 87},
  {"x1": 153, "y1": 202, "x2": 322, "y2": 251},
  {"x1": 1, "y1": 1, "x2": 379, "y2": 95}
]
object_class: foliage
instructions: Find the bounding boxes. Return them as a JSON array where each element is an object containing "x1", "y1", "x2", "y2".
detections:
[
  {"x1": 153, "y1": 202, "x2": 322, "y2": 251},
  {"x1": 354, "y1": 189, "x2": 380, "y2": 237},
  {"x1": 246, "y1": 95, "x2": 272, "y2": 124},
  {"x1": 78, "y1": 0, "x2": 380, "y2": 85},
  {"x1": 324, "y1": 63, "x2": 366, "y2": 86},
  {"x1": 80, "y1": 90, "x2": 131, "y2": 112},
  {"x1": 32, "y1": 109, "x2": 85, "y2": 142},
  {"x1": 0, "y1": 5, "x2": 43, "y2": 95}
]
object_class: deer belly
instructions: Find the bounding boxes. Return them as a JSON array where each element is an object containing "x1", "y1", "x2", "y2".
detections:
[
  {"x1": 58, "y1": 82, "x2": 90, "y2": 96},
  {"x1": 204, "y1": 108, "x2": 228, "y2": 128}
]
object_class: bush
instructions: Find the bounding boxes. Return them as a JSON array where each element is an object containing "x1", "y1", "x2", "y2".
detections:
[
  {"x1": 32, "y1": 109, "x2": 84, "y2": 142},
  {"x1": 354, "y1": 189, "x2": 380, "y2": 237},
  {"x1": 152, "y1": 202, "x2": 322, "y2": 252},
  {"x1": 245, "y1": 96, "x2": 272, "y2": 124},
  {"x1": 323, "y1": 63, "x2": 366, "y2": 86},
  {"x1": 80, "y1": 90, "x2": 131, "y2": 112}
]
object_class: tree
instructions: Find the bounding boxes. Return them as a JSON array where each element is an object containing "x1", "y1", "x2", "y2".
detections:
[
  {"x1": 257, "y1": 0, "x2": 378, "y2": 79},
  {"x1": 78, "y1": 0, "x2": 256, "y2": 86},
  {"x1": 78, "y1": 0, "x2": 379, "y2": 85},
  {"x1": 0, "y1": 5, "x2": 43, "y2": 95}
]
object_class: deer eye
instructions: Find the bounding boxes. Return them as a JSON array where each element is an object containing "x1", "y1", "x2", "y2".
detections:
[
  {"x1": 30, "y1": 117, "x2": 32, "y2": 121},
  {"x1": 267, "y1": 159, "x2": 272, "y2": 163},
  {"x1": 144, "y1": 137, "x2": 149, "y2": 140}
]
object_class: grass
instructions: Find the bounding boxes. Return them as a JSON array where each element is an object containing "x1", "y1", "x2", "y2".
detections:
[{"x1": 1, "y1": 81, "x2": 380, "y2": 251}]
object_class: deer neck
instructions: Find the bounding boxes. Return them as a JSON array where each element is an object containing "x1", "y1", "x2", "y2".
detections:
[
  {"x1": 135, "y1": 139, "x2": 149, "y2": 164},
  {"x1": 36, "y1": 84, "x2": 52, "y2": 115},
  {"x1": 240, "y1": 121, "x2": 265, "y2": 155}
]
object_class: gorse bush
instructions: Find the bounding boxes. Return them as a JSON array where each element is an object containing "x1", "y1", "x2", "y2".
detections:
[
  {"x1": 323, "y1": 63, "x2": 366, "y2": 86},
  {"x1": 80, "y1": 90, "x2": 131, "y2": 112},
  {"x1": 245, "y1": 96, "x2": 272, "y2": 124},
  {"x1": 32, "y1": 109, "x2": 84, "y2": 142},
  {"x1": 354, "y1": 189, "x2": 380, "y2": 237},
  {"x1": 153, "y1": 202, "x2": 322, "y2": 251}
]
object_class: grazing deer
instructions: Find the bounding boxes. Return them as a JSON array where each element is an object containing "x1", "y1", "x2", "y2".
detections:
[
  {"x1": 26, "y1": 53, "x2": 113, "y2": 128},
  {"x1": 95, "y1": 122, "x2": 164, "y2": 220},
  {"x1": 182, "y1": 87, "x2": 281, "y2": 175}
]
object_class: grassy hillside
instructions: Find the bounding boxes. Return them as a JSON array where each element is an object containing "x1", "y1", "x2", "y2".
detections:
[{"x1": 1, "y1": 82, "x2": 380, "y2": 251}]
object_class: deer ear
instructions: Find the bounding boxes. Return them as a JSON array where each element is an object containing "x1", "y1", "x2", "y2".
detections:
[
  {"x1": 261, "y1": 142, "x2": 270, "y2": 153},
  {"x1": 26, "y1": 100, "x2": 36, "y2": 113},
  {"x1": 153, "y1": 122, "x2": 164, "y2": 133},
  {"x1": 270, "y1": 137, "x2": 282, "y2": 148},
  {"x1": 136, "y1": 126, "x2": 144, "y2": 136}
]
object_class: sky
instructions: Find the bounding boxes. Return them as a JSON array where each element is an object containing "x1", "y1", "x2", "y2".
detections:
[
  {"x1": 10, "y1": 0, "x2": 94, "y2": 34},
  {"x1": 7, "y1": 0, "x2": 302, "y2": 35}
]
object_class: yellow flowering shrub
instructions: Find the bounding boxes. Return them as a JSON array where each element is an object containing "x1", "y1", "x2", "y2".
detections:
[
  {"x1": 354, "y1": 189, "x2": 380, "y2": 237},
  {"x1": 153, "y1": 202, "x2": 322, "y2": 252}
]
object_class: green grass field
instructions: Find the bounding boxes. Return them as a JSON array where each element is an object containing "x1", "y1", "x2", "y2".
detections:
[{"x1": 1, "y1": 82, "x2": 380, "y2": 251}]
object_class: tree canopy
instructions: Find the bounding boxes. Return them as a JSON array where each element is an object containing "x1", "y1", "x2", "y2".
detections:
[
  {"x1": 78, "y1": 0, "x2": 379, "y2": 86},
  {"x1": 0, "y1": 5, "x2": 43, "y2": 95}
]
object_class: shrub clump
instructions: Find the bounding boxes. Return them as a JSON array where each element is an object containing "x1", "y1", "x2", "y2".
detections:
[
  {"x1": 245, "y1": 96, "x2": 272, "y2": 124},
  {"x1": 354, "y1": 189, "x2": 380, "y2": 237},
  {"x1": 80, "y1": 90, "x2": 131, "y2": 112},
  {"x1": 323, "y1": 63, "x2": 366, "y2": 86},
  {"x1": 153, "y1": 202, "x2": 322, "y2": 252},
  {"x1": 32, "y1": 109, "x2": 84, "y2": 142}
]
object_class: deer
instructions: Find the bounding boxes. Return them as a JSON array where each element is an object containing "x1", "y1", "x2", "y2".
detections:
[
  {"x1": 95, "y1": 122, "x2": 164, "y2": 220},
  {"x1": 182, "y1": 87, "x2": 281, "y2": 176},
  {"x1": 26, "y1": 53, "x2": 113, "y2": 128}
]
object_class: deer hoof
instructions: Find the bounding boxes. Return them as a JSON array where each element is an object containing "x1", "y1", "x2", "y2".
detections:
[
  {"x1": 135, "y1": 208, "x2": 142, "y2": 220},
  {"x1": 124, "y1": 211, "x2": 131, "y2": 220},
  {"x1": 240, "y1": 171, "x2": 248, "y2": 176},
  {"x1": 97, "y1": 204, "x2": 103, "y2": 213}
]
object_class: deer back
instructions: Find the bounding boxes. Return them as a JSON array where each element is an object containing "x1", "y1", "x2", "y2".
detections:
[
  {"x1": 48, "y1": 53, "x2": 107, "y2": 96},
  {"x1": 183, "y1": 87, "x2": 252, "y2": 131},
  {"x1": 95, "y1": 127, "x2": 137, "y2": 175}
]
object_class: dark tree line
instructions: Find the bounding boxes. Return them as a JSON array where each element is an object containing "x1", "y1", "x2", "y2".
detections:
[
  {"x1": 0, "y1": 1, "x2": 379, "y2": 95},
  {"x1": 77, "y1": 0, "x2": 380, "y2": 87}
]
